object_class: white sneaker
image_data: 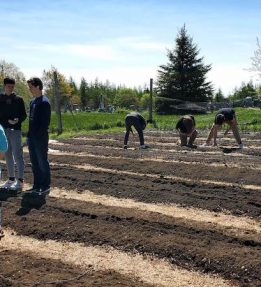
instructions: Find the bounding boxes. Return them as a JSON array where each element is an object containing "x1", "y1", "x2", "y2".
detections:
[
  {"x1": 0, "y1": 179, "x2": 15, "y2": 189},
  {"x1": 238, "y1": 143, "x2": 244, "y2": 149},
  {"x1": 9, "y1": 180, "x2": 24, "y2": 191}
]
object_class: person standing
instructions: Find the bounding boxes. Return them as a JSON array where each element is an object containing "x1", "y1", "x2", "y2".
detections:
[
  {"x1": 23, "y1": 77, "x2": 51, "y2": 202},
  {"x1": 124, "y1": 112, "x2": 149, "y2": 149},
  {"x1": 176, "y1": 115, "x2": 198, "y2": 148},
  {"x1": 0, "y1": 124, "x2": 8, "y2": 238},
  {"x1": 0, "y1": 77, "x2": 27, "y2": 192},
  {"x1": 204, "y1": 108, "x2": 243, "y2": 148}
]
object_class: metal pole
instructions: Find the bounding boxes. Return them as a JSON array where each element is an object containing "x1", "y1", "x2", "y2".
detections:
[
  {"x1": 148, "y1": 78, "x2": 153, "y2": 123},
  {"x1": 53, "y1": 70, "x2": 63, "y2": 135}
]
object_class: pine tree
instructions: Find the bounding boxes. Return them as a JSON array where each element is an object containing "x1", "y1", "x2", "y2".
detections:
[
  {"x1": 214, "y1": 88, "x2": 225, "y2": 102},
  {"x1": 80, "y1": 77, "x2": 88, "y2": 108},
  {"x1": 156, "y1": 25, "x2": 213, "y2": 113}
]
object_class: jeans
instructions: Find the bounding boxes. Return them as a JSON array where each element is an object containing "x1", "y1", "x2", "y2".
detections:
[
  {"x1": 28, "y1": 136, "x2": 50, "y2": 189},
  {"x1": 4, "y1": 129, "x2": 24, "y2": 179}
]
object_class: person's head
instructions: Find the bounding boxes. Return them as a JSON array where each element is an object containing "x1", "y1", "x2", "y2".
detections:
[
  {"x1": 215, "y1": 114, "x2": 225, "y2": 126},
  {"x1": 27, "y1": 77, "x2": 43, "y2": 96},
  {"x1": 3, "y1": 77, "x2": 15, "y2": 95}
]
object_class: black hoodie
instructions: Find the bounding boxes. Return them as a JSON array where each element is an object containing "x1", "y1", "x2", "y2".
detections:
[{"x1": 0, "y1": 93, "x2": 27, "y2": 130}]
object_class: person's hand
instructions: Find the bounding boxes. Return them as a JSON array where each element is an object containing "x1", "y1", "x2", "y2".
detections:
[
  {"x1": 0, "y1": 229, "x2": 4, "y2": 240},
  {"x1": 8, "y1": 118, "x2": 18, "y2": 125},
  {"x1": 224, "y1": 130, "x2": 229, "y2": 136}
]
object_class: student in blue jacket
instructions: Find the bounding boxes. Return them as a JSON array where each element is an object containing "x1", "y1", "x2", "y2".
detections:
[{"x1": 21, "y1": 77, "x2": 51, "y2": 209}]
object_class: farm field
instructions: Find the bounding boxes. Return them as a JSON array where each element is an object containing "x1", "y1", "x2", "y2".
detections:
[{"x1": 0, "y1": 130, "x2": 260, "y2": 287}]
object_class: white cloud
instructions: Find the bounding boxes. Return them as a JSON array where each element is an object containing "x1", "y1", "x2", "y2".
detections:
[
  {"x1": 208, "y1": 64, "x2": 255, "y2": 96},
  {"x1": 16, "y1": 43, "x2": 118, "y2": 61}
]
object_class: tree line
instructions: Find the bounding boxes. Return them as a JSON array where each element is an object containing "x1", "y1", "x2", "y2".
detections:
[{"x1": 0, "y1": 25, "x2": 260, "y2": 114}]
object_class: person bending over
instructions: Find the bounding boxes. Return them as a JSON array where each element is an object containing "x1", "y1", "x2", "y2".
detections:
[
  {"x1": 124, "y1": 112, "x2": 149, "y2": 149},
  {"x1": 176, "y1": 115, "x2": 198, "y2": 148},
  {"x1": 205, "y1": 108, "x2": 243, "y2": 148}
]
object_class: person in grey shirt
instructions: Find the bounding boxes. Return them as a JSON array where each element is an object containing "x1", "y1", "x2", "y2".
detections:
[
  {"x1": 124, "y1": 112, "x2": 149, "y2": 149},
  {"x1": 204, "y1": 108, "x2": 243, "y2": 148}
]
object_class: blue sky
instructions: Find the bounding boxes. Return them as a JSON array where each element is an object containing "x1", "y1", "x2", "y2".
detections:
[{"x1": 0, "y1": 0, "x2": 260, "y2": 95}]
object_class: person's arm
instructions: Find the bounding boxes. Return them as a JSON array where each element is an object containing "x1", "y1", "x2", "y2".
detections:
[
  {"x1": 212, "y1": 125, "x2": 219, "y2": 146},
  {"x1": 0, "y1": 127, "x2": 8, "y2": 153},
  {"x1": 39, "y1": 102, "x2": 51, "y2": 131},
  {"x1": 18, "y1": 98, "x2": 27, "y2": 123},
  {"x1": 224, "y1": 125, "x2": 231, "y2": 136},
  {"x1": 206, "y1": 123, "x2": 219, "y2": 145},
  {"x1": 176, "y1": 118, "x2": 183, "y2": 131}
]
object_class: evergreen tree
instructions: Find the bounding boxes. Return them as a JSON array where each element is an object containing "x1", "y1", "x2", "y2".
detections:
[
  {"x1": 156, "y1": 25, "x2": 213, "y2": 113},
  {"x1": 80, "y1": 77, "x2": 88, "y2": 108},
  {"x1": 229, "y1": 81, "x2": 258, "y2": 101},
  {"x1": 214, "y1": 88, "x2": 225, "y2": 102}
]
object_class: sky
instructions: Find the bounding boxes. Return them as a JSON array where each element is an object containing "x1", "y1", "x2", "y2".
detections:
[{"x1": 0, "y1": 0, "x2": 260, "y2": 96}]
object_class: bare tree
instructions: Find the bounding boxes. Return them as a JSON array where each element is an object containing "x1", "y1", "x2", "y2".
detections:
[{"x1": 250, "y1": 38, "x2": 261, "y2": 78}]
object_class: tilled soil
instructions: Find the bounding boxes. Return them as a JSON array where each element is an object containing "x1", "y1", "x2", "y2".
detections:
[{"x1": 0, "y1": 131, "x2": 260, "y2": 287}]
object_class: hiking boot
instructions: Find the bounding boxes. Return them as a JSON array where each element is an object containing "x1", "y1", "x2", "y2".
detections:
[
  {"x1": 9, "y1": 180, "x2": 24, "y2": 192},
  {"x1": 0, "y1": 179, "x2": 15, "y2": 190}
]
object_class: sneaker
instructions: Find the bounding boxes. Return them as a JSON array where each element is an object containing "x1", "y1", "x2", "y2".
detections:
[
  {"x1": 23, "y1": 187, "x2": 41, "y2": 197},
  {"x1": 0, "y1": 179, "x2": 15, "y2": 190},
  {"x1": 123, "y1": 145, "x2": 128, "y2": 149},
  {"x1": 9, "y1": 180, "x2": 24, "y2": 192},
  {"x1": 39, "y1": 187, "x2": 50, "y2": 196},
  {"x1": 140, "y1": 144, "x2": 150, "y2": 149},
  {"x1": 238, "y1": 143, "x2": 244, "y2": 149},
  {"x1": 186, "y1": 144, "x2": 197, "y2": 149}
]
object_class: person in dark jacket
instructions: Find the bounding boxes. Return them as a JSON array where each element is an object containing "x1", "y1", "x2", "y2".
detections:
[
  {"x1": 22, "y1": 77, "x2": 51, "y2": 208},
  {"x1": 0, "y1": 77, "x2": 27, "y2": 192},
  {"x1": 176, "y1": 115, "x2": 198, "y2": 148},
  {"x1": 124, "y1": 112, "x2": 149, "y2": 149},
  {"x1": 204, "y1": 108, "x2": 243, "y2": 148}
]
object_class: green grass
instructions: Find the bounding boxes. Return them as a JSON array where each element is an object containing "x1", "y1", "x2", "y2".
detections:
[{"x1": 21, "y1": 108, "x2": 261, "y2": 139}]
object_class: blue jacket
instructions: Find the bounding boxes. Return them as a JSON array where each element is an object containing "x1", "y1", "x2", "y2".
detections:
[
  {"x1": 0, "y1": 124, "x2": 8, "y2": 152},
  {"x1": 28, "y1": 95, "x2": 51, "y2": 138}
]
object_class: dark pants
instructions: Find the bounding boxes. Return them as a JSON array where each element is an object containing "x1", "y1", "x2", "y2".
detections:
[
  {"x1": 124, "y1": 116, "x2": 144, "y2": 146},
  {"x1": 28, "y1": 136, "x2": 50, "y2": 189}
]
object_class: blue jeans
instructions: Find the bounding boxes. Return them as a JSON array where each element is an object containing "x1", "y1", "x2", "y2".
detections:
[{"x1": 28, "y1": 136, "x2": 50, "y2": 189}]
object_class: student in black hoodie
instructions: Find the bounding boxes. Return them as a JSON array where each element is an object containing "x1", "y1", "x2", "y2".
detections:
[
  {"x1": 22, "y1": 77, "x2": 51, "y2": 206},
  {"x1": 0, "y1": 77, "x2": 27, "y2": 192},
  {"x1": 124, "y1": 112, "x2": 149, "y2": 149}
]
